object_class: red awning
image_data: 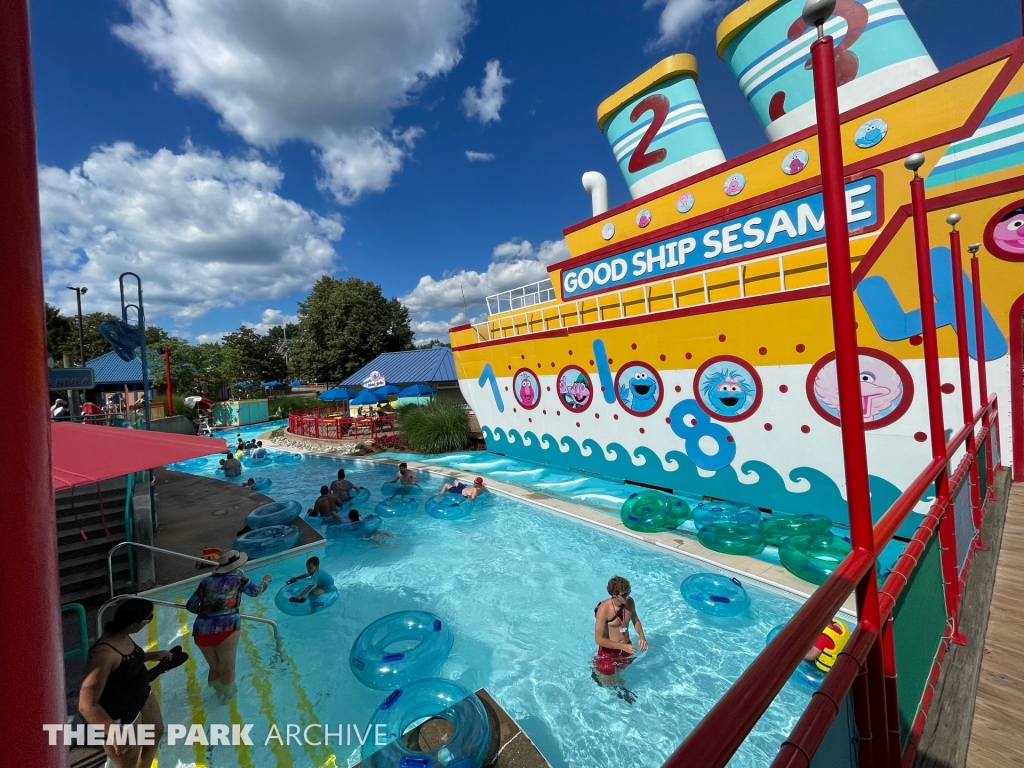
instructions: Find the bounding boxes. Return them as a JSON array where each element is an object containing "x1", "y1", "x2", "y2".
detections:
[{"x1": 51, "y1": 422, "x2": 228, "y2": 491}]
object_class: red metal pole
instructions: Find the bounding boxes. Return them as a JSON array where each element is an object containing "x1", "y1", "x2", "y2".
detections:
[
  {"x1": 809, "y1": 28, "x2": 891, "y2": 768},
  {"x1": 909, "y1": 162, "x2": 966, "y2": 644},
  {"x1": 0, "y1": 3, "x2": 68, "y2": 766},
  {"x1": 163, "y1": 346, "x2": 174, "y2": 416},
  {"x1": 969, "y1": 248, "x2": 999, "y2": 491}
]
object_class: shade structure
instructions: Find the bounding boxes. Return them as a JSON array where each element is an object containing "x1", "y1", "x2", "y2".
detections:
[
  {"x1": 289, "y1": 380, "x2": 308, "y2": 386},
  {"x1": 184, "y1": 396, "x2": 214, "y2": 410},
  {"x1": 262, "y1": 381, "x2": 282, "y2": 388},
  {"x1": 372, "y1": 384, "x2": 402, "y2": 396},
  {"x1": 398, "y1": 384, "x2": 436, "y2": 397},
  {"x1": 234, "y1": 381, "x2": 253, "y2": 388},
  {"x1": 51, "y1": 422, "x2": 228, "y2": 491},
  {"x1": 319, "y1": 387, "x2": 357, "y2": 401},
  {"x1": 351, "y1": 388, "x2": 390, "y2": 405}
]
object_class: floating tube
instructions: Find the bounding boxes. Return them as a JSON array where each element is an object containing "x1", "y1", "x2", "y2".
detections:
[
  {"x1": 270, "y1": 452, "x2": 302, "y2": 465},
  {"x1": 174, "y1": 457, "x2": 210, "y2": 471},
  {"x1": 696, "y1": 522, "x2": 766, "y2": 556},
  {"x1": 274, "y1": 581, "x2": 339, "y2": 616},
  {"x1": 680, "y1": 573, "x2": 750, "y2": 617},
  {"x1": 766, "y1": 625, "x2": 825, "y2": 689},
  {"x1": 779, "y1": 534, "x2": 852, "y2": 586},
  {"x1": 325, "y1": 514, "x2": 383, "y2": 539},
  {"x1": 360, "y1": 678, "x2": 491, "y2": 768},
  {"x1": 760, "y1": 514, "x2": 833, "y2": 546},
  {"x1": 376, "y1": 496, "x2": 419, "y2": 516},
  {"x1": 233, "y1": 524, "x2": 300, "y2": 559},
  {"x1": 381, "y1": 482, "x2": 423, "y2": 497},
  {"x1": 349, "y1": 611, "x2": 454, "y2": 690},
  {"x1": 425, "y1": 494, "x2": 474, "y2": 520},
  {"x1": 245, "y1": 477, "x2": 272, "y2": 493},
  {"x1": 692, "y1": 501, "x2": 762, "y2": 528},
  {"x1": 244, "y1": 500, "x2": 302, "y2": 530},
  {"x1": 621, "y1": 490, "x2": 690, "y2": 533}
]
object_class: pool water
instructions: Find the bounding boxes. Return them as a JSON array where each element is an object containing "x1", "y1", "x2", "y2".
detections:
[{"x1": 157, "y1": 436, "x2": 816, "y2": 768}]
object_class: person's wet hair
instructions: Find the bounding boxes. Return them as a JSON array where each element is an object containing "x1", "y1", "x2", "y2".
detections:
[
  {"x1": 337, "y1": 469, "x2": 345, "y2": 479},
  {"x1": 348, "y1": 509, "x2": 360, "y2": 521},
  {"x1": 320, "y1": 485, "x2": 329, "y2": 495},
  {"x1": 105, "y1": 598, "x2": 154, "y2": 635},
  {"x1": 307, "y1": 556, "x2": 320, "y2": 568},
  {"x1": 399, "y1": 462, "x2": 407, "y2": 469}
]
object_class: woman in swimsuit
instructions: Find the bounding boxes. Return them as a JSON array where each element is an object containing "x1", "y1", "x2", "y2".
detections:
[
  {"x1": 593, "y1": 575, "x2": 648, "y2": 703},
  {"x1": 186, "y1": 550, "x2": 271, "y2": 703},
  {"x1": 79, "y1": 598, "x2": 186, "y2": 768}
]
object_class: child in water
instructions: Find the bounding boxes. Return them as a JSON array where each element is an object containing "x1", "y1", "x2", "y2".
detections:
[{"x1": 285, "y1": 557, "x2": 334, "y2": 604}]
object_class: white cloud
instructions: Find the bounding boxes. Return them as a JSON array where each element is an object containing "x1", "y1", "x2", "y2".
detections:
[
  {"x1": 244, "y1": 308, "x2": 300, "y2": 335},
  {"x1": 195, "y1": 331, "x2": 228, "y2": 344},
  {"x1": 40, "y1": 142, "x2": 341, "y2": 325},
  {"x1": 114, "y1": 0, "x2": 475, "y2": 203},
  {"x1": 643, "y1": 0, "x2": 732, "y2": 46},
  {"x1": 461, "y1": 59, "x2": 511, "y2": 124},
  {"x1": 465, "y1": 150, "x2": 495, "y2": 162},
  {"x1": 411, "y1": 312, "x2": 469, "y2": 339}
]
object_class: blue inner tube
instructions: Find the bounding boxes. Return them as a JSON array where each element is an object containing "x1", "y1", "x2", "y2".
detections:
[
  {"x1": 274, "y1": 581, "x2": 339, "y2": 616},
  {"x1": 381, "y1": 482, "x2": 423, "y2": 497},
  {"x1": 766, "y1": 625, "x2": 825, "y2": 689},
  {"x1": 376, "y1": 496, "x2": 419, "y2": 516},
  {"x1": 325, "y1": 514, "x2": 383, "y2": 539},
  {"x1": 270, "y1": 452, "x2": 302, "y2": 465},
  {"x1": 174, "y1": 457, "x2": 210, "y2": 471},
  {"x1": 425, "y1": 493, "x2": 474, "y2": 520},
  {"x1": 244, "y1": 500, "x2": 302, "y2": 529},
  {"x1": 361, "y1": 678, "x2": 491, "y2": 768},
  {"x1": 246, "y1": 477, "x2": 272, "y2": 493},
  {"x1": 349, "y1": 611, "x2": 454, "y2": 690},
  {"x1": 339, "y1": 487, "x2": 372, "y2": 510},
  {"x1": 692, "y1": 501, "x2": 762, "y2": 528},
  {"x1": 233, "y1": 524, "x2": 300, "y2": 559},
  {"x1": 680, "y1": 573, "x2": 751, "y2": 617}
]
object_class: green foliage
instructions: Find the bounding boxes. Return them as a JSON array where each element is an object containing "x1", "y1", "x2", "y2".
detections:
[
  {"x1": 267, "y1": 395, "x2": 318, "y2": 418},
  {"x1": 220, "y1": 326, "x2": 288, "y2": 385},
  {"x1": 396, "y1": 400, "x2": 470, "y2": 454},
  {"x1": 150, "y1": 338, "x2": 227, "y2": 398},
  {"x1": 45, "y1": 304, "x2": 77, "y2": 363},
  {"x1": 289, "y1": 277, "x2": 414, "y2": 382}
]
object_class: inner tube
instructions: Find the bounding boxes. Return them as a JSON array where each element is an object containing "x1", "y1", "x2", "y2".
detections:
[
  {"x1": 339, "y1": 488, "x2": 372, "y2": 510},
  {"x1": 274, "y1": 581, "x2": 340, "y2": 616},
  {"x1": 349, "y1": 611, "x2": 454, "y2": 690},
  {"x1": 325, "y1": 514, "x2": 383, "y2": 539},
  {"x1": 244, "y1": 500, "x2": 302, "y2": 530},
  {"x1": 779, "y1": 534, "x2": 852, "y2": 586},
  {"x1": 696, "y1": 522, "x2": 766, "y2": 556},
  {"x1": 381, "y1": 482, "x2": 423, "y2": 497},
  {"x1": 680, "y1": 573, "x2": 750, "y2": 617},
  {"x1": 621, "y1": 490, "x2": 690, "y2": 533},
  {"x1": 766, "y1": 625, "x2": 825, "y2": 689},
  {"x1": 173, "y1": 457, "x2": 210, "y2": 471},
  {"x1": 425, "y1": 493, "x2": 474, "y2": 520},
  {"x1": 692, "y1": 501, "x2": 762, "y2": 528},
  {"x1": 360, "y1": 678, "x2": 491, "y2": 768},
  {"x1": 760, "y1": 514, "x2": 833, "y2": 546},
  {"x1": 233, "y1": 524, "x2": 300, "y2": 559},
  {"x1": 376, "y1": 496, "x2": 419, "y2": 516},
  {"x1": 245, "y1": 477, "x2": 272, "y2": 493},
  {"x1": 270, "y1": 452, "x2": 302, "y2": 465}
]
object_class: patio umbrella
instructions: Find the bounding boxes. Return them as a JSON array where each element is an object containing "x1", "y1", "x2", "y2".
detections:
[
  {"x1": 351, "y1": 388, "x2": 390, "y2": 405},
  {"x1": 398, "y1": 384, "x2": 435, "y2": 397},
  {"x1": 289, "y1": 380, "x2": 307, "y2": 386},
  {"x1": 185, "y1": 396, "x2": 215, "y2": 410},
  {"x1": 319, "y1": 387, "x2": 357, "y2": 401},
  {"x1": 374, "y1": 384, "x2": 401, "y2": 396},
  {"x1": 262, "y1": 381, "x2": 282, "y2": 388},
  {"x1": 234, "y1": 381, "x2": 253, "y2": 388}
]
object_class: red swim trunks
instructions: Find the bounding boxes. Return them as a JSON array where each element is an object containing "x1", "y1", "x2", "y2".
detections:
[
  {"x1": 594, "y1": 646, "x2": 635, "y2": 676},
  {"x1": 194, "y1": 630, "x2": 235, "y2": 648}
]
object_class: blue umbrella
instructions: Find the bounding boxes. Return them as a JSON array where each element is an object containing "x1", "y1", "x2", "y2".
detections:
[
  {"x1": 398, "y1": 384, "x2": 435, "y2": 397},
  {"x1": 319, "y1": 387, "x2": 357, "y2": 401},
  {"x1": 351, "y1": 388, "x2": 390, "y2": 405},
  {"x1": 235, "y1": 381, "x2": 253, "y2": 388},
  {"x1": 262, "y1": 381, "x2": 282, "y2": 388},
  {"x1": 289, "y1": 380, "x2": 307, "y2": 386},
  {"x1": 374, "y1": 384, "x2": 401, "y2": 396}
]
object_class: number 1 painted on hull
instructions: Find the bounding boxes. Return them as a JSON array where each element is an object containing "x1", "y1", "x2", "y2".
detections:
[{"x1": 478, "y1": 362, "x2": 504, "y2": 412}]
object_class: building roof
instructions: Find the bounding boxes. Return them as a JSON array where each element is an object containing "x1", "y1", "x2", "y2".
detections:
[
  {"x1": 86, "y1": 350, "x2": 152, "y2": 387},
  {"x1": 340, "y1": 348, "x2": 457, "y2": 387}
]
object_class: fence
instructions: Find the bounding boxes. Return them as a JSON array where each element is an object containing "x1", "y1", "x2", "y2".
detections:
[{"x1": 287, "y1": 406, "x2": 395, "y2": 441}]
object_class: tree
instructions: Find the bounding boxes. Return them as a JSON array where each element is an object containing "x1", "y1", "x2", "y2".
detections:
[
  {"x1": 45, "y1": 304, "x2": 77, "y2": 364},
  {"x1": 290, "y1": 277, "x2": 414, "y2": 382},
  {"x1": 220, "y1": 326, "x2": 288, "y2": 384}
]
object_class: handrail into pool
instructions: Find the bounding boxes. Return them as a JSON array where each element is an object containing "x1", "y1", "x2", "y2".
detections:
[
  {"x1": 108, "y1": 541, "x2": 216, "y2": 599},
  {"x1": 97, "y1": 595, "x2": 280, "y2": 643},
  {"x1": 61, "y1": 603, "x2": 90, "y2": 661}
]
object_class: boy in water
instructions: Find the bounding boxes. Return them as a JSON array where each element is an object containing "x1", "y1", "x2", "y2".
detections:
[
  {"x1": 285, "y1": 557, "x2": 334, "y2": 606},
  {"x1": 329, "y1": 469, "x2": 363, "y2": 503},
  {"x1": 592, "y1": 575, "x2": 647, "y2": 704}
]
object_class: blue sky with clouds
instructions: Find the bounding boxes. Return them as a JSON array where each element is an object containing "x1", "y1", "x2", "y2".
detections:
[{"x1": 31, "y1": 0, "x2": 1020, "y2": 343}]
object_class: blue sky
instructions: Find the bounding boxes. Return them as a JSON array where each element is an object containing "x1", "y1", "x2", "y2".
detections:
[{"x1": 31, "y1": 0, "x2": 1020, "y2": 343}]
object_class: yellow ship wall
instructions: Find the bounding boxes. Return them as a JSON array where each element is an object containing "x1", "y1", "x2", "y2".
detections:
[{"x1": 450, "y1": 40, "x2": 1024, "y2": 534}]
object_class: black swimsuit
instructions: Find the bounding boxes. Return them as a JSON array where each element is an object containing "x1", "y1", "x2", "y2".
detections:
[{"x1": 90, "y1": 641, "x2": 151, "y2": 724}]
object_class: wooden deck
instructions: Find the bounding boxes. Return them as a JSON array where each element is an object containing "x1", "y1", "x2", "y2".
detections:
[{"x1": 966, "y1": 480, "x2": 1024, "y2": 768}]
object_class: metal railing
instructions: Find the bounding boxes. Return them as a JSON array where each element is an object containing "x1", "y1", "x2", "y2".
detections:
[
  {"x1": 485, "y1": 279, "x2": 555, "y2": 316},
  {"x1": 288, "y1": 407, "x2": 395, "y2": 441},
  {"x1": 97, "y1": 594, "x2": 280, "y2": 643},
  {"x1": 62, "y1": 603, "x2": 90, "y2": 661},
  {"x1": 108, "y1": 541, "x2": 216, "y2": 599}
]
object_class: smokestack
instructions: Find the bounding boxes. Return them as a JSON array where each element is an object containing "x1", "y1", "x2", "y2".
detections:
[
  {"x1": 597, "y1": 54, "x2": 725, "y2": 199},
  {"x1": 582, "y1": 172, "x2": 609, "y2": 216},
  {"x1": 717, "y1": 0, "x2": 936, "y2": 141}
]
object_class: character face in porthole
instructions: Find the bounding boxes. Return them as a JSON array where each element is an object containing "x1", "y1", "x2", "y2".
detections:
[
  {"x1": 615, "y1": 362, "x2": 663, "y2": 415},
  {"x1": 557, "y1": 366, "x2": 593, "y2": 412},
  {"x1": 513, "y1": 369, "x2": 540, "y2": 410},
  {"x1": 807, "y1": 349, "x2": 913, "y2": 428},
  {"x1": 693, "y1": 356, "x2": 762, "y2": 422}
]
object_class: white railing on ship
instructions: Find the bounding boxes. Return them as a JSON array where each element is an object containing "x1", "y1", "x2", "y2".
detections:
[
  {"x1": 486, "y1": 279, "x2": 555, "y2": 316},
  {"x1": 471, "y1": 243, "x2": 847, "y2": 341}
]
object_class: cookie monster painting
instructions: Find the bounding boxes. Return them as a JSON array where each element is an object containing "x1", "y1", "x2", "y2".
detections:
[{"x1": 616, "y1": 364, "x2": 662, "y2": 414}]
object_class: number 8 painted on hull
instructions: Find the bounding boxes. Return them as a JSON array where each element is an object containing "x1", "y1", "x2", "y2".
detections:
[{"x1": 668, "y1": 399, "x2": 736, "y2": 471}]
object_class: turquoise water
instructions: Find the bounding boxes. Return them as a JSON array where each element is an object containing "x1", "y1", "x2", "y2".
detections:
[{"x1": 156, "y1": 430, "x2": 816, "y2": 767}]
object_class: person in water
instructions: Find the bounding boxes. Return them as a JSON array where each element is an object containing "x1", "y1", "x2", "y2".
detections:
[
  {"x1": 243, "y1": 478, "x2": 256, "y2": 488},
  {"x1": 79, "y1": 598, "x2": 187, "y2": 767},
  {"x1": 389, "y1": 462, "x2": 418, "y2": 486},
  {"x1": 185, "y1": 550, "x2": 271, "y2": 703},
  {"x1": 441, "y1": 476, "x2": 486, "y2": 500},
  {"x1": 592, "y1": 575, "x2": 647, "y2": 704},
  {"x1": 329, "y1": 468, "x2": 363, "y2": 503},
  {"x1": 251, "y1": 440, "x2": 267, "y2": 460},
  {"x1": 285, "y1": 556, "x2": 335, "y2": 605},
  {"x1": 308, "y1": 486, "x2": 344, "y2": 523},
  {"x1": 346, "y1": 509, "x2": 400, "y2": 546},
  {"x1": 222, "y1": 451, "x2": 242, "y2": 478}
]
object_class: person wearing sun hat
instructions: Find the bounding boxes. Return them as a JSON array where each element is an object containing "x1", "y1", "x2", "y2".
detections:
[{"x1": 185, "y1": 550, "x2": 271, "y2": 703}]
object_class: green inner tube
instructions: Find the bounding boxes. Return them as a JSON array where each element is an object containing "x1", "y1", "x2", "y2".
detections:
[
  {"x1": 759, "y1": 514, "x2": 834, "y2": 546},
  {"x1": 779, "y1": 534, "x2": 852, "y2": 585},
  {"x1": 620, "y1": 490, "x2": 691, "y2": 533},
  {"x1": 696, "y1": 522, "x2": 766, "y2": 556}
]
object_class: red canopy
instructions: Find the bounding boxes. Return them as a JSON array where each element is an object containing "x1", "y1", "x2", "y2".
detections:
[{"x1": 51, "y1": 422, "x2": 228, "y2": 491}]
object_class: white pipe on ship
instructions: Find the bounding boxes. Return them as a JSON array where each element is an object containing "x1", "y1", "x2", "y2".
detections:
[{"x1": 582, "y1": 171, "x2": 609, "y2": 216}]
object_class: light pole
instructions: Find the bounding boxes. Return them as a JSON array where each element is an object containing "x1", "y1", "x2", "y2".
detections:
[{"x1": 67, "y1": 285, "x2": 87, "y2": 365}]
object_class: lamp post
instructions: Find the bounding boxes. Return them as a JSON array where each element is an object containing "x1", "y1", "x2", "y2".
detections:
[{"x1": 66, "y1": 285, "x2": 87, "y2": 366}]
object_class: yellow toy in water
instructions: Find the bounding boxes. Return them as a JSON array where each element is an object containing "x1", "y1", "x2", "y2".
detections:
[
  {"x1": 235, "y1": 450, "x2": 244, "y2": 459},
  {"x1": 815, "y1": 619, "x2": 850, "y2": 673}
]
